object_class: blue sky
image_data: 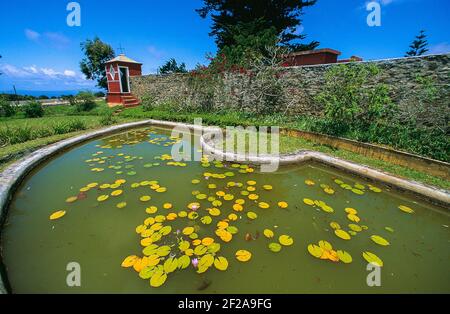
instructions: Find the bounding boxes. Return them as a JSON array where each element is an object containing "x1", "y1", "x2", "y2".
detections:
[{"x1": 0, "y1": 0, "x2": 449, "y2": 92}]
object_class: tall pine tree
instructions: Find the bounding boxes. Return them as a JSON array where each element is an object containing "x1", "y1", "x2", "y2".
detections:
[
  {"x1": 197, "y1": 0, "x2": 319, "y2": 57},
  {"x1": 405, "y1": 30, "x2": 429, "y2": 57}
]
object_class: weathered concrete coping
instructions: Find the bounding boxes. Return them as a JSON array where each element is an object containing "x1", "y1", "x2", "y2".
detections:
[{"x1": 1, "y1": 119, "x2": 449, "y2": 293}]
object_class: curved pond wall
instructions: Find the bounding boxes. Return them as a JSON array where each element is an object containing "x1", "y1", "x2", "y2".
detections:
[{"x1": 0, "y1": 119, "x2": 449, "y2": 293}]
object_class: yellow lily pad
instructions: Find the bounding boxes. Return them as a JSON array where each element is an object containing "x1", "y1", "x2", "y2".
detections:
[
  {"x1": 97, "y1": 195, "x2": 109, "y2": 202},
  {"x1": 279, "y1": 235, "x2": 294, "y2": 246},
  {"x1": 65, "y1": 196, "x2": 78, "y2": 203},
  {"x1": 362, "y1": 251, "x2": 383, "y2": 267},
  {"x1": 163, "y1": 257, "x2": 178, "y2": 273},
  {"x1": 258, "y1": 202, "x2": 269, "y2": 209},
  {"x1": 247, "y1": 212, "x2": 258, "y2": 220},
  {"x1": 398, "y1": 205, "x2": 414, "y2": 214},
  {"x1": 303, "y1": 198, "x2": 314, "y2": 206},
  {"x1": 150, "y1": 270, "x2": 167, "y2": 287},
  {"x1": 278, "y1": 201, "x2": 288, "y2": 209},
  {"x1": 307, "y1": 244, "x2": 323, "y2": 258},
  {"x1": 111, "y1": 190, "x2": 123, "y2": 196},
  {"x1": 268, "y1": 242, "x2": 282, "y2": 252},
  {"x1": 121, "y1": 255, "x2": 138, "y2": 268},
  {"x1": 49, "y1": 210, "x2": 66, "y2": 220},
  {"x1": 116, "y1": 202, "x2": 127, "y2": 209},
  {"x1": 178, "y1": 255, "x2": 190, "y2": 269},
  {"x1": 235, "y1": 250, "x2": 252, "y2": 262},
  {"x1": 182, "y1": 226, "x2": 195, "y2": 235},
  {"x1": 334, "y1": 229, "x2": 351, "y2": 240},
  {"x1": 214, "y1": 256, "x2": 229, "y2": 271},
  {"x1": 337, "y1": 250, "x2": 352, "y2": 263},
  {"x1": 140, "y1": 195, "x2": 151, "y2": 202},
  {"x1": 319, "y1": 240, "x2": 332, "y2": 251},
  {"x1": 263, "y1": 229, "x2": 274, "y2": 238},
  {"x1": 370, "y1": 235, "x2": 390, "y2": 246},
  {"x1": 200, "y1": 216, "x2": 212, "y2": 225}
]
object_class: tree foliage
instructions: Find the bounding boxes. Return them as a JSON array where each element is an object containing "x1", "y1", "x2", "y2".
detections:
[
  {"x1": 197, "y1": 0, "x2": 319, "y2": 62},
  {"x1": 157, "y1": 58, "x2": 187, "y2": 74},
  {"x1": 80, "y1": 37, "x2": 115, "y2": 89},
  {"x1": 405, "y1": 30, "x2": 429, "y2": 57}
]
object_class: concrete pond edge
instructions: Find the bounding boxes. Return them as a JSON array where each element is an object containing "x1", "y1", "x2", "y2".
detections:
[{"x1": 0, "y1": 119, "x2": 449, "y2": 293}]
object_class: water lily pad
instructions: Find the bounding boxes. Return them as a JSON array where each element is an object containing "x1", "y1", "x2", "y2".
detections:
[
  {"x1": 146, "y1": 206, "x2": 158, "y2": 214},
  {"x1": 362, "y1": 251, "x2": 383, "y2": 267},
  {"x1": 66, "y1": 196, "x2": 78, "y2": 203},
  {"x1": 111, "y1": 190, "x2": 123, "y2": 196},
  {"x1": 334, "y1": 229, "x2": 351, "y2": 240},
  {"x1": 200, "y1": 216, "x2": 212, "y2": 225},
  {"x1": 370, "y1": 235, "x2": 390, "y2": 246},
  {"x1": 279, "y1": 235, "x2": 294, "y2": 246},
  {"x1": 159, "y1": 225, "x2": 172, "y2": 236},
  {"x1": 194, "y1": 245, "x2": 208, "y2": 256},
  {"x1": 163, "y1": 203, "x2": 172, "y2": 209},
  {"x1": 139, "y1": 266, "x2": 156, "y2": 279},
  {"x1": 214, "y1": 256, "x2": 229, "y2": 271},
  {"x1": 337, "y1": 250, "x2": 352, "y2": 263},
  {"x1": 303, "y1": 198, "x2": 314, "y2": 206},
  {"x1": 307, "y1": 244, "x2": 323, "y2": 258},
  {"x1": 263, "y1": 229, "x2": 274, "y2": 239},
  {"x1": 319, "y1": 240, "x2": 332, "y2": 251},
  {"x1": 258, "y1": 202, "x2": 269, "y2": 209},
  {"x1": 263, "y1": 185, "x2": 273, "y2": 190},
  {"x1": 150, "y1": 270, "x2": 167, "y2": 287},
  {"x1": 235, "y1": 250, "x2": 252, "y2": 262},
  {"x1": 233, "y1": 204, "x2": 243, "y2": 211},
  {"x1": 163, "y1": 257, "x2": 178, "y2": 273},
  {"x1": 49, "y1": 210, "x2": 66, "y2": 220},
  {"x1": 178, "y1": 255, "x2": 190, "y2": 269},
  {"x1": 156, "y1": 245, "x2": 171, "y2": 257},
  {"x1": 116, "y1": 202, "x2": 127, "y2": 209},
  {"x1": 97, "y1": 195, "x2": 109, "y2": 202},
  {"x1": 140, "y1": 195, "x2": 151, "y2": 202},
  {"x1": 247, "y1": 212, "x2": 258, "y2": 220},
  {"x1": 398, "y1": 205, "x2": 414, "y2": 214},
  {"x1": 305, "y1": 179, "x2": 315, "y2": 186},
  {"x1": 182, "y1": 226, "x2": 194, "y2": 235},
  {"x1": 330, "y1": 222, "x2": 341, "y2": 230},
  {"x1": 121, "y1": 255, "x2": 138, "y2": 267},
  {"x1": 268, "y1": 242, "x2": 282, "y2": 252},
  {"x1": 385, "y1": 226, "x2": 394, "y2": 233},
  {"x1": 226, "y1": 226, "x2": 238, "y2": 234},
  {"x1": 278, "y1": 201, "x2": 288, "y2": 209},
  {"x1": 348, "y1": 224, "x2": 362, "y2": 232}
]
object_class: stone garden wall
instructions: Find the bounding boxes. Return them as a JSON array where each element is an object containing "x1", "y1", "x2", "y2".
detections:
[{"x1": 130, "y1": 53, "x2": 450, "y2": 115}]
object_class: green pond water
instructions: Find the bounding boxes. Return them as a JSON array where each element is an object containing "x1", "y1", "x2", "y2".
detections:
[{"x1": 2, "y1": 126, "x2": 449, "y2": 293}]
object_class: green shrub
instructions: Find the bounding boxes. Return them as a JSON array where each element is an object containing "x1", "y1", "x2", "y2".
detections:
[
  {"x1": 23, "y1": 101, "x2": 44, "y2": 118},
  {"x1": 0, "y1": 97, "x2": 16, "y2": 117},
  {"x1": 315, "y1": 63, "x2": 396, "y2": 134},
  {"x1": 99, "y1": 112, "x2": 117, "y2": 126},
  {"x1": 72, "y1": 91, "x2": 97, "y2": 112},
  {"x1": 141, "y1": 93, "x2": 157, "y2": 112}
]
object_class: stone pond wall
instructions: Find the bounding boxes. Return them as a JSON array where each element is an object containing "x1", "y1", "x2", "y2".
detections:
[{"x1": 130, "y1": 53, "x2": 450, "y2": 115}]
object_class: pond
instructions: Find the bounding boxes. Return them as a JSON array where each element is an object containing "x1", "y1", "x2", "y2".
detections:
[{"x1": 1, "y1": 126, "x2": 449, "y2": 293}]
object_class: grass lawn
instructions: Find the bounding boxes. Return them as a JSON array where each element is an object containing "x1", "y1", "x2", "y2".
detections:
[{"x1": 0, "y1": 102, "x2": 448, "y2": 190}]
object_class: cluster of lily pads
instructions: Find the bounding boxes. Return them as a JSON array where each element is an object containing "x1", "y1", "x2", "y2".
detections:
[
  {"x1": 48, "y1": 128, "x2": 417, "y2": 289},
  {"x1": 117, "y1": 155, "x2": 298, "y2": 287},
  {"x1": 302, "y1": 178, "x2": 414, "y2": 267}
]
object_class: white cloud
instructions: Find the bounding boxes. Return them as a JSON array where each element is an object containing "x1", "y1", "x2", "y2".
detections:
[
  {"x1": 0, "y1": 63, "x2": 94, "y2": 88},
  {"x1": 23, "y1": 65, "x2": 38, "y2": 74},
  {"x1": 429, "y1": 42, "x2": 450, "y2": 55},
  {"x1": 24, "y1": 29, "x2": 40, "y2": 41},
  {"x1": 64, "y1": 70, "x2": 76, "y2": 77}
]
